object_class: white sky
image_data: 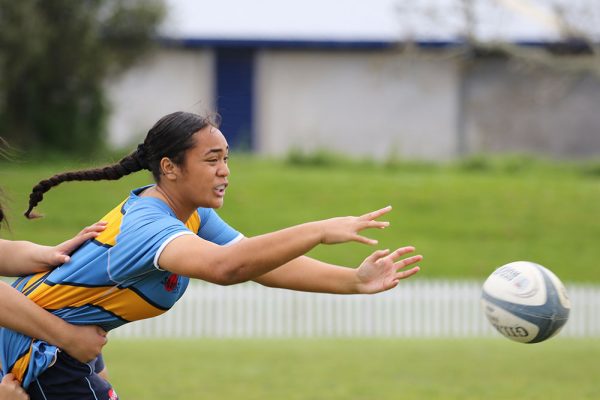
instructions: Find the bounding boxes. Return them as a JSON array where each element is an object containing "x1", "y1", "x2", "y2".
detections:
[{"x1": 160, "y1": 0, "x2": 600, "y2": 42}]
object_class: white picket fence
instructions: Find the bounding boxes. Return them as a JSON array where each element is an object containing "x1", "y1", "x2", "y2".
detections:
[{"x1": 112, "y1": 280, "x2": 600, "y2": 338}]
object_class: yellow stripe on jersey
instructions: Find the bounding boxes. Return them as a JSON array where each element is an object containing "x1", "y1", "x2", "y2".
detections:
[
  {"x1": 185, "y1": 210, "x2": 200, "y2": 233},
  {"x1": 21, "y1": 272, "x2": 50, "y2": 293},
  {"x1": 95, "y1": 198, "x2": 200, "y2": 247},
  {"x1": 28, "y1": 283, "x2": 168, "y2": 322},
  {"x1": 11, "y1": 341, "x2": 34, "y2": 384},
  {"x1": 94, "y1": 199, "x2": 127, "y2": 247}
]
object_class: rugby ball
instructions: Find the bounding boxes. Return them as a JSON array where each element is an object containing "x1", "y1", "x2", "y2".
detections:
[{"x1": 481, "y1": 261, "x2": 571, "y2": 343}]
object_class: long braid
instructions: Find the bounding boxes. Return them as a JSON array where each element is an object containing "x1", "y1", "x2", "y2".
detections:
[
  {"x1": 23, "y1": 111, "x2": 211, "y2": 219},
  {"x1": 24, "y1": 149, "x2": 149, "y2": 219}
]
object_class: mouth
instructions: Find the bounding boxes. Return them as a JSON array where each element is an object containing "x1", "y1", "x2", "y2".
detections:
[{"x1": 214, "y1": 183, "x2": 228, "y2": 197}]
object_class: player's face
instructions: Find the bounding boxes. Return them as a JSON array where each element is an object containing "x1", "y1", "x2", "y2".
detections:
[{"x1": 179, "y1": 126, "x2": 230, "y2": 209}]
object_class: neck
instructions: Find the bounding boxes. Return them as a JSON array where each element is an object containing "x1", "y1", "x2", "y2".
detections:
[{"x1": 147, "y1": 184, "x2": 194, "y2": 222}]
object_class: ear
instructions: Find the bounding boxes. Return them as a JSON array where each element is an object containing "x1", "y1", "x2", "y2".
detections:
[{"x1": 159, "y1": 157, "x2": 178, "y2": 181}]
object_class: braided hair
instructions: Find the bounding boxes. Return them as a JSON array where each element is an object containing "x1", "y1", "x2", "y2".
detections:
[{"x1": 24, "y1": 111, "x2": 217, "y2": 219}]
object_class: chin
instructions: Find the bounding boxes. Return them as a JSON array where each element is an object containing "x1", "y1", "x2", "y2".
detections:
[{"x1": 210, "y1": 199, "x2": 225, "y2": 209}]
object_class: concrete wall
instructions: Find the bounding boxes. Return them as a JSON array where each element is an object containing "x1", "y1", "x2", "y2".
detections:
[
  {"x1": 463, "y1": 59, "x2": 600, "y2": 158},
  {"x1": 105, "y1": 48, "x2": 215, "y2": 148},
  {"x1": 105, "y1": 47, "x2": 600, "y2": 159},
  {"x1": 256, "y1": 50, "x2": 460, "y2": 160}
]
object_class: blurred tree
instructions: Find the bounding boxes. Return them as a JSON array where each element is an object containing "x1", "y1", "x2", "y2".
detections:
[{"x1": 0, "y1": 0, "x2": 165, "y2": 155}]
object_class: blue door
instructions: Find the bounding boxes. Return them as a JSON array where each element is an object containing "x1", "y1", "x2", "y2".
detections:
[{"x1": 215, "y1": 48, "x2": 254, "y2": 151}]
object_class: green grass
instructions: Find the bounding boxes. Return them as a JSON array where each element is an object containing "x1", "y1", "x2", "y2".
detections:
[
  {"x1": 1, "y1": 154, "x2": 599, "y2": 282},
  {"x1": 102, "y1": 338, "x2": 600, "y2": 400}
]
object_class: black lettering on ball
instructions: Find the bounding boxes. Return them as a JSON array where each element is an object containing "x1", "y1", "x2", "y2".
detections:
[{"x1": 492, "y1": 323, "x2": 529, "y2": 337}]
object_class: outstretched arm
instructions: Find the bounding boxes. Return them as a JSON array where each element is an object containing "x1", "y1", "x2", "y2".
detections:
[
  {"x1": 0, "y1": 221, "x2": 107, "y2": 276},
  {"x1": 159, "y1": 206, "x2": 393, "y2": 285},
  {"x1": 254, "y1": 247, "x2": 421, "y2": 294}
]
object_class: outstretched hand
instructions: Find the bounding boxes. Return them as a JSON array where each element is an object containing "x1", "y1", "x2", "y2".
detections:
[
  {"x1": 46, "y1": 221, "x2": 107, "y2": 266},
  {"x1": 356, "y1": 246, "x2": 422, "y2": 294},
  {"x1": 320, "y1": 206, "x2": 392, "y2": 245}
]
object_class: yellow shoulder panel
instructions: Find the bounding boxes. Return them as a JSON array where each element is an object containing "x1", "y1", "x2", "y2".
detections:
[
  {"x1": 94, "y1": 200, "x2": 127, "y2": 247},
  {"x1": 185, "y1": 210, "x2": 200, "y2": 233}
]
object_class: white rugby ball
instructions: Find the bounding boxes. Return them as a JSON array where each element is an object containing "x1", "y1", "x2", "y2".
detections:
[{"x1": 481, "y1": 261, "x2": 571, "y2": 343}]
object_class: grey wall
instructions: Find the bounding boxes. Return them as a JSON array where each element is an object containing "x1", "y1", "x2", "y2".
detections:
[
  {"x1": 106, "y1": 47, "x2": 600, "y2": 160},
  {"x1": 256, "y1": 50, "x2": 460, "y2": 160},
  {"x1": 106, "y1": 48, "x2": 215, "y2": 148},
  {"x1": 463, "y1": 59, "x2": 600, "y2": 158}
]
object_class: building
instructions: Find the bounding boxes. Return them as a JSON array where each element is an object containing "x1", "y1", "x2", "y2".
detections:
[{"x1": 106, "y1": 0, "x2": 600, "y2": 159}]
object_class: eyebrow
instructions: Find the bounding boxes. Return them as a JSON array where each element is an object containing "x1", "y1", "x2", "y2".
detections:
[{"x1": 204, "y1": 146, "x2": 229, "y2": 156}]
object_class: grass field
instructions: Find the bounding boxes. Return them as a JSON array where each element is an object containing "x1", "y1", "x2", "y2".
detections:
[
  {"x1": 102, "y1": 338, "x2": 600, "y2": 400},
  {"x1": 1, "y1": 154, "x2": 598, "y2": 282},
  {"x1": 2, "y1": 155, "x2": 599, "y2": 398}
]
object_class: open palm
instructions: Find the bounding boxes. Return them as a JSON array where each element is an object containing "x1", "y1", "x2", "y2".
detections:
[{"x1": 356, "y1": 246, "x2": 422, "y2": 294}]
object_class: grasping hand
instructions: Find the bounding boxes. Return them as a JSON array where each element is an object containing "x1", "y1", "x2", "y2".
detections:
[
  {"x1": 60, "y1": 325, "x2": 108, "y2": 363},
  {"x1": 356, "y1": 246, "x2": 422, "y2": 294},
  {"x1": 0, "y1": 374, "x2": 29, "y2": 400},
  {"x1": 320, "y1": 206, "x2": 392, "y2": 245},
  {"x1": 45, "y1": 221, "x2": 107, "y2": 266}
]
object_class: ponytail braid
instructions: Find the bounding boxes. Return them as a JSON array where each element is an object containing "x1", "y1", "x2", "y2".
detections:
[
  {"x1": 24, "y1": 148, "x2": 150, "y2": 219},
  {"x1": 23, "y1": 111, "x2": 213, "y2": 219}
]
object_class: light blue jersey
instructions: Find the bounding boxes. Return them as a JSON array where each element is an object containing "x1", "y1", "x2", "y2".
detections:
[{"x1": 0, "y1": 185, "x2": 242, "y2": 388}]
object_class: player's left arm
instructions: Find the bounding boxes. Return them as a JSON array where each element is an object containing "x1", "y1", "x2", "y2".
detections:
[
  {"x1": 253, "y1": 245, "x2": 422, "y2": 294},
  {"x1": 0, "y1": 221, "x2": 106, "y2": 276}
]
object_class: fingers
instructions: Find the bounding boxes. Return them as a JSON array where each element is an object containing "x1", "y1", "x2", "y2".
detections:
[
  {"x1": 386, "y1": 246, "x2": 416, "y2": 260},
  {"x1": 96, "y1": 326, "x2": 108, "y2": 337},
  {"x1": 59, "y1": 221, "x2": 108, "y2": 254},
  {"x1": 78, "y1": 221, "x2": 108, "y2": 239},
  {"x1": 1, "y1": 373, "x2": 17, "y2": 385},
  {"x1": 0, "y1": 373, "x2": 28, "y2": 399},
  {"x1": 78, "y1": 221, "x2": 108, "y2": 236},
  {"x1": 376, "y1": 246, "x2": 423, "y2": 271},
  {"x1": 359, "y1": 206, "x2": 392, "y2": 221},
  {"x1": 354, "y1": 235, "x2": 379, "y2": 246},
  {"x1": 366, "y1": 249, "x2": 391, "y2": 262},
  {"x1": 96, "y1": 326, "x2": 109, "y2": 346},
  {"x1": 395, "y1": 266, "x2": 421, "y2": 279}
]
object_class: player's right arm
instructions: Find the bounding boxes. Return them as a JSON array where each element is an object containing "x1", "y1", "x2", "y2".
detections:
[
  {"x1": 0, "y1": 281, "x2": 107, "y2": 363},
  {"x1": 158, "y1": 206, "x2": 392, "y2": 284}
]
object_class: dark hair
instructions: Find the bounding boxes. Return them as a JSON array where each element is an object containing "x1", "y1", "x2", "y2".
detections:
[{"x1": 24, "y1": 111, "x2": 218, "y2": 219}]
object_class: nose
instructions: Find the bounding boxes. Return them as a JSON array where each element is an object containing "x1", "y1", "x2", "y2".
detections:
[{"x1": 218, "y1": 161, "x2": 230, "y2": 177}]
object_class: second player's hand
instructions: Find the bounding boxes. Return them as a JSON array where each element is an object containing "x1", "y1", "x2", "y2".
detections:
[
  {"x1": 0, "y1": 374, "x2": 29, "y2": 400},
  {"x1": 60, "y1": 325, "x2": 108, "y2": 363},
  {"x1": 355, "y1": 246, "x2": 422, "y2": 294},
  {"x1": 45, "y1": 221, "x2": 107, "y2": 266}
]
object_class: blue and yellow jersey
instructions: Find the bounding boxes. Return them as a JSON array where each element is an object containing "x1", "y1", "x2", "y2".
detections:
[{"x1": 0, "y1": 185, "x2": 242, "y2": 388}]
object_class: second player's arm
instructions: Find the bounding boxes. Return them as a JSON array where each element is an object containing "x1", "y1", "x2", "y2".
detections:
[
  {"x1": 0, "y1": 221, "x2": 107, "y2": 276},
  {"x1": 0, "y1": 281, "x2": 106, "y2": 362}
]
